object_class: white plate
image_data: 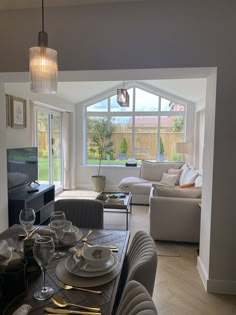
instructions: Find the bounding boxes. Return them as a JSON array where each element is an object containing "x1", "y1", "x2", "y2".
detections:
[
  {"x1": 65, "y1": 254, "x2": 119, "y2": 278},
  {"x1": 81, "y1": 254, "x2": 115, "y2": 272}
]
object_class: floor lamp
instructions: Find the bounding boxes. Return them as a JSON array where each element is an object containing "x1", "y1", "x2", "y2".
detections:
[{"x1": 175, "y1": 142, "x2": 192, "y2": 162}]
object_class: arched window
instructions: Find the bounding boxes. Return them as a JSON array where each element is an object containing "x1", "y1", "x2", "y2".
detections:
[{"x1": 85, "y1": 86, "x2": 185, "y2": 166}]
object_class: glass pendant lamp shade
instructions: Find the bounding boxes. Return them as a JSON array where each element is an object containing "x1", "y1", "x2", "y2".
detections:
[
  {"x1": 29, "y1": 0, "x2": 58, "y2": 94},
  {"x1": 29, "y1": 46, "x2": 58, "y2": 94},
  {"x1": 117, "y1": 88, "x2": 129, "y2": 107}
]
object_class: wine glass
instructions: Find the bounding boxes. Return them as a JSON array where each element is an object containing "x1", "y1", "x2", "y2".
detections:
[
  {"x1": 19, "y1": 208, "x2": 36, "y2": 239},
  {"x1": 50, "y1": 211, "x2": 66, "y2": 258},
  {"x1": 33, "y1": 236, "x2": 55, "y2": 300}
]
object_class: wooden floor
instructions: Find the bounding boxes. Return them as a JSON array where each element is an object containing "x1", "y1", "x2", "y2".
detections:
[
  {"x1": 129, "y1": 206, "x2": 236, "y2": 315},
  {"x1": 57, "y1": 191, "x2": 236, "y2": 315}
]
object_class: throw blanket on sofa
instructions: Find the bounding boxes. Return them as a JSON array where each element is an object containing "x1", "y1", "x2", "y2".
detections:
[{"x1": 118, "y1": 176, "x2": 150, "y2": 190}]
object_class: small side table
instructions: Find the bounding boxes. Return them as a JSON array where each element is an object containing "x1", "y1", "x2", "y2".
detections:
[{"x1": 100, "y1": 192, "x2": 132, "y2": 230}]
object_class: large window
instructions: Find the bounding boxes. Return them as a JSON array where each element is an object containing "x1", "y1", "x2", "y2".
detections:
[{"x1": 86, "y1": 87, "x2": 185, "y2": 165}]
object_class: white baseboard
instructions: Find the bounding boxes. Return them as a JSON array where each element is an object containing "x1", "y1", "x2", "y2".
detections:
[
  {"x1": 197, "y1": 256, "x2": 236, "y2": 294},
  {"x1": 197, "y1": 256, "x2": 208, "y2": 291}
]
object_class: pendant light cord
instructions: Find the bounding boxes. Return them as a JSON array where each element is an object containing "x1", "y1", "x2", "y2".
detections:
[
  {"x1": 38, "y1": 0, "x2": 48, "y2": 47},
  {"x1": 42, "y1": 0, "x2": 44, "y2": 32}
]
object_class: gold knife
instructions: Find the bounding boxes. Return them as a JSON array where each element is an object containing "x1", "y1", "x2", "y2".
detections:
[
  {"x1": 85, "y1": 241, "x2": 118, "y2": 250},
  {"x1": 44, "y1": 308, "x2": 101, "y2": 315}
]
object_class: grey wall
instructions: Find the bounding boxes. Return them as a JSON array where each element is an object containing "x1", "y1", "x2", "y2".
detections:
[{"x1": 0, "y1": 0, "x2": 235, "y2": 294}]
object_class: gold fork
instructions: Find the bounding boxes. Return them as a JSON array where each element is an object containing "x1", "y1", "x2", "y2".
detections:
[
  {"x1": 82, "y1": 230, "x2": 93, "y2": 243},
  {"x1": 57, "y1": 281, "x2": 102, "y2": 294}
]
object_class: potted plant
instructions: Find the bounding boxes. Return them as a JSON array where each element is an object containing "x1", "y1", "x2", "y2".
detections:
[
  {"x1": 118, "y1": 138, "x2": 128, "y2": 160},
  {"x1": 88, "y1": 118, "x2": 114, "y2": 192},
  {"x1": 159, "y1": 137, "x2": 165, "y2": 161}
]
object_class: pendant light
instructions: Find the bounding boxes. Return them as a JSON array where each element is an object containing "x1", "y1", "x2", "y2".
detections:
[
  {"x1": 29, "y1": 0, "x2": 58, "y2": 94},
  {"x1": 117, "y1": 82, "x2": 129, "y2": 107}
]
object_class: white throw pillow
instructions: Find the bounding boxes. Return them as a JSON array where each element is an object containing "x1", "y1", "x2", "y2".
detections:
[
  {"x1": 195, "y1": 174, "x2": 203, "y2": 187},
  {"x1": 179, "y1": 166, "x2": 199, "y2": 185},
  {"x1": 160, "y1": 173, "x2": 178, "y2": 187},
  {"x1": 167, "y1": 168, "x2": 182, "y2": 185}
]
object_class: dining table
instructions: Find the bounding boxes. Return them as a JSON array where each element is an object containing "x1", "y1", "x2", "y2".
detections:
[{"x1": 0, "y1": 224, "x2": 130, "y2": 315}]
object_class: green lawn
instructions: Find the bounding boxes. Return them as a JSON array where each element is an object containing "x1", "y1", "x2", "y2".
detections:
[
  {"x1": 38, "y1": 157, "x2": 141, "y2": 181},
  {"x1": 87, "y1": 159, "x2": 142, "y2": 166},
  {"x1": 38, "y1": 157, "x2": 61, "y2": 181}
]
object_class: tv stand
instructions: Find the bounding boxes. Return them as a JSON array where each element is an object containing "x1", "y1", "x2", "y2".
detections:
[{"x1": 8, "y1": 184, "x2": 55, "y2": 226}]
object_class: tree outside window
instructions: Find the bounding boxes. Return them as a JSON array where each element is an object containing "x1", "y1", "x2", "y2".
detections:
[{"x1": 86, "y1": 87, "x2": 186, "y2": 165}]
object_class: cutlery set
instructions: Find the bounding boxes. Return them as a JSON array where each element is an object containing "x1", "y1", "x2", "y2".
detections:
[
  {"x1": 19, "y1": 226, "x2": 40, "y2": 239},
  {"x1": 46, "y1": 231, "x2": 105, "y2": 314},
  {"x1": 19, "y1": 229, "x2": 117, "y2": 314},
  {"x1": 84, "y1": 241, "x2": 118, "y2": 252},
  {"x1": 82, "y1": 229, "x2": 119, "y2": 252},
  {"x1": 46, "y1": 292, "x2": 102, "y2": 314}
]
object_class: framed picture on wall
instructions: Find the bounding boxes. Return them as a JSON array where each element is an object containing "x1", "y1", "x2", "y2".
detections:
[
  {"x1": 5, "y1": 94, "x2": 11, "y2": 127},
  {"x1": 10, "y1": 96, "x2": 27, "y2": 128}
]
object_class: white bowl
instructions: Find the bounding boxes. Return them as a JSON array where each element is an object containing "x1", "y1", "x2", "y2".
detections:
[
  {"x1": 62, "y1": 225, "x2": 80, "y2": 246},
  {"x1": 81, "y1": 245, "x2": 112, "y2": 268}
]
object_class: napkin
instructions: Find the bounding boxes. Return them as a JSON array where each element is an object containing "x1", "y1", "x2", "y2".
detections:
[
  {"x1": 36, "y1": 227, "x2": 56, "y2": 237},
  {"x1": 69, "y1": 243, "x2": 85, "y2": 254},
  {"x1": 12, "y1": 304, "x2": 32, "y2": 315},
  {"x1": 0, "y1": 240, "x2": 12, "y2": 262}
]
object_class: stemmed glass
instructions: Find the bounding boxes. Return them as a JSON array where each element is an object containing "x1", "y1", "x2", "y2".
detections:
[
  {"x1": 33, "y1": 236, "x2": 55, "y2": 300},
  {"x1": 19, "y1": 208, "x2": 36, "y2": 239},
  {"x1": 50, "y1": 211, "x2": 66, "y2": 258}
]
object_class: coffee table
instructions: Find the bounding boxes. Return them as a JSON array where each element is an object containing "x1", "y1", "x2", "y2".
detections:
[{"x1": 100, "y1": 191, "x2": 132, "y2": 230}]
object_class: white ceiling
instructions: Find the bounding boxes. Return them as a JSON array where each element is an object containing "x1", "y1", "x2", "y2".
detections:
[{"x1": 0, "y1": 0, "x2": 143, "y2": 10}]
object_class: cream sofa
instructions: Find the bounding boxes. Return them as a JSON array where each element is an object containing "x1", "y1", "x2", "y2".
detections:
[
  {"x1": 149, "y1": 164, "x2": 202, "y2": 243},
  {"x1": 118, "y1": 160, "x2": 184, "y2": 204}
]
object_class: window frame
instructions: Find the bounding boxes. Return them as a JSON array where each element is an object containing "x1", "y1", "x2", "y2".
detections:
[{"x1": 85, "y1": 85, "x2": 186, "y2": 166}]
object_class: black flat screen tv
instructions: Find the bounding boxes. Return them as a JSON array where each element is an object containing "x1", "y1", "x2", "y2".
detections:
[{"x1": 7, "y1": 147, "x2": 38, "y2": 190}]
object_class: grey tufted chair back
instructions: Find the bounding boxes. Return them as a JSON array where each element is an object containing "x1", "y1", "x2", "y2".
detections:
[
  {"x1": 54, "y1": 199, "x2": 104, "y2": 229},
  {"x1": 116, "y1": 280, "x2": 158, "y2": 315},
  {"x1": 117, "y1": 230, "x2": 157, "y2": 304}
]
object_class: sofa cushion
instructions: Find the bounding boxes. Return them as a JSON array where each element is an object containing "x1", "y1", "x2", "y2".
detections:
[
  {"x1": 160, "y1": 173, "x2": 178, "y2": 187},
  {"x1": 179, "y1": 165, "x2": 199, "y2": 185},
  {"x1": 140, "y1": 160, "x2": 183, "y2": 181},
  {"x1": 167, "y1": 168, "x2": 182, "y2": 185},
  {"x1": 152, "y1": 184, "x2": 202, "y2": 199}
]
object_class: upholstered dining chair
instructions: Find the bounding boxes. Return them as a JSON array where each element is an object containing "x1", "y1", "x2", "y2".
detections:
[
  {"x1": 54, "y1": 199, "x2": 104, "y2": 229},
  {"x1": 116, "y1": 230, "x2": 157, "y2": 308},
  {"x1": 116, "y1": 280, "x2": 158, "y2": 315}
]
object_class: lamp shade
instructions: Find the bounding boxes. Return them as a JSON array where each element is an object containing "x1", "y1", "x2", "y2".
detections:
[
  {"x1": 117, "y1": 88, "x2": 129, "y2": 107},
  {"x1": 175, "y1": 142, "x2": 192, "y2": 154},
  {"x1": 29, "y1": 46, "x2": 58, "y2": 94}
]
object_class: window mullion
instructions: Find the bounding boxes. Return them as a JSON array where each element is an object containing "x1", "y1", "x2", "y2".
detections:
[{"x1": 132, "y1": 88, "x2": 135, "y2": 158}]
